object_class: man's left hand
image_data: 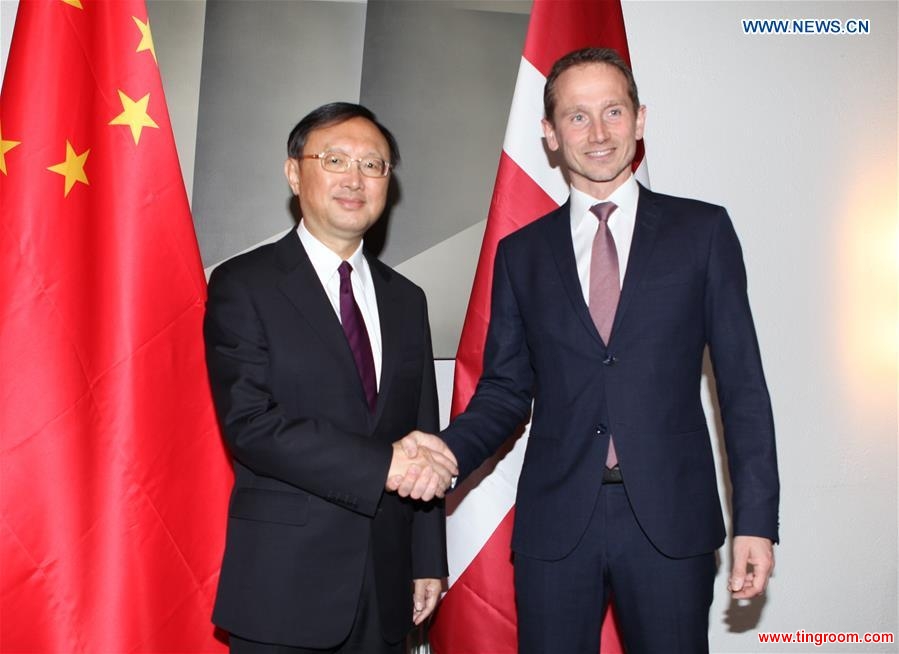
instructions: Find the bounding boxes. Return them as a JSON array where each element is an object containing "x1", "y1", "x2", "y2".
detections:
[
  {"x1": 728, "y1": 535, "x2": 774, "y2": 599},
  {"x1": 412, "y1": 577, "x2": 442, "y2": 625}
]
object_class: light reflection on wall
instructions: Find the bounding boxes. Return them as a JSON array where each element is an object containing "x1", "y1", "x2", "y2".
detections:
[{"x1": 837, "y1": 168, "x2": 898, "y2": 415}]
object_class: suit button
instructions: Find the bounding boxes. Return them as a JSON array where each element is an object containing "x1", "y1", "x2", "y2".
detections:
[
  {"x1": 602, "y1": 354, "x2": 617, "y2": 365},
  {"x1": 596, "y1": 424, "x2": 608, "y2": 435}
]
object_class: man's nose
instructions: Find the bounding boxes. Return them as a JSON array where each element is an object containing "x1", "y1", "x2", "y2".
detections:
[
  {"x1": 588, "y1": 119, "x2": 609, "y2": 142},
  {"x1": 342, "y1": 164, "x2": 364, "y2": 188}
]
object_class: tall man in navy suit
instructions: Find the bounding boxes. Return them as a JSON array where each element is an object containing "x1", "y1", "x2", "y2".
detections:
[
  {"x1": 205, "y1": 103, "x2": 456, "y2": 654},
  {"x1": 401, "y1": 48, "x2": 779, "y2": 652}
]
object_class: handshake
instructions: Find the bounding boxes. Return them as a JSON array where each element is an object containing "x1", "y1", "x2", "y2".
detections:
[{"x1": 386, "y1": 431, "x2": 458, "y2": 502}]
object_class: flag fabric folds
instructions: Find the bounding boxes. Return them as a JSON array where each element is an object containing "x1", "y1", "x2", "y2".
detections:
[
  {"x1": 0, "y1": 1, "x2": 232, "y2": 651},
  {"x1": 430, "y1": 1, "x2": 646, "y2": 651}
]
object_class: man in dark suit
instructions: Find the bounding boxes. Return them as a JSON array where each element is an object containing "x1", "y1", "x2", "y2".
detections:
[
  {"x1": 205, "y1": 102, "x2": 456, "y2": 654},
  {"x1": 402, "y1": 48, "x2": 779, "y2": 652}
]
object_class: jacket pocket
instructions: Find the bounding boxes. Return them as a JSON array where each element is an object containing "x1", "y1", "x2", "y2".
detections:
[{"x1": 229, "y1": 487, "x2": 310, "y2": 526}]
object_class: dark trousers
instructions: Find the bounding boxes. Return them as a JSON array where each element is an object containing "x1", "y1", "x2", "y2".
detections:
[
  {"x1": 514, "y1": 483, "x2": 716, "y2": 654},
  {"x1": 229, "y1": 547, "x2": 404, "y2": 654}
]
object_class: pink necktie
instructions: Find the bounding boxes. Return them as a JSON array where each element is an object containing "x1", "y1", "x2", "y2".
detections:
[
  {"x1": 338, "y1": 262, "x2": 377, "y2": 413},
  {"x1": 589, "y1": 202, "x2": 619, "y2": 468}
]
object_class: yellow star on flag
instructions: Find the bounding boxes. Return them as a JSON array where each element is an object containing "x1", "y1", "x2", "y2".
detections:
[
  {"x1": 0, "y1": 122, "x2": 21, "y2": 175},
  {"x1": 60, "y1": 0, "x2": 83, "y2": 8},
  {"x1": 47, "y1": 140, "x2": 90, "y2": 197},
  {"x1": 133, "y1": 16, "x2": 157, "y2": 64},
  {"x1": 108, "y1": 90, "x2": 159, "y2": 145}
]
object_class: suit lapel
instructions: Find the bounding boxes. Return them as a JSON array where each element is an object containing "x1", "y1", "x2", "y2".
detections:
[
  {"x1": 546, "y1": 202, "x2": 605, "y2": 347},
  {"x1": 273, "y1": 233, "x2": 370, "y2": 411},
  {"x1": 610, "y1": 184, "x2": 663, "y2": 339}
]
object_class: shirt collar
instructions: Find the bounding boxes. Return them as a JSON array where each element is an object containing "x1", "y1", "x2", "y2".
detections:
[
  {"x1": 297, "y1": 220, "x2": 367, "y2": 285},
  {"x1": 569, "y1": 174, "x2": 639, "y2": 225}
]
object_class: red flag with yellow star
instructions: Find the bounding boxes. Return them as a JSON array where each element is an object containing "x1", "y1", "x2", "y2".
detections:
[{"x1": 0, "y1": 1, "x2": 232, "y2": 651}]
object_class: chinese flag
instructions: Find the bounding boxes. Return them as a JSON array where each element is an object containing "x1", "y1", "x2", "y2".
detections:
[
  {"x1": 430, "y1": 0, "x2": 646, "y2": 651},
  {"x1": 0, "y1": 1, "x2": 232, "y2": 651}
]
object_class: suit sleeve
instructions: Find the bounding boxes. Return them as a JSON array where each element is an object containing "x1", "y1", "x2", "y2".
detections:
[
  {"x1": 442, "y1": 240, "x2": 535, "y2": 481},
  {"x1": 204, "y1": 263, "x2": 391, "y2": 517},
  {"x1": 410, "y1": 296, "x2": 449, "y2": 579},
  {"x1": 705, "y1": 210, "x2": 780, "y2": 542}
]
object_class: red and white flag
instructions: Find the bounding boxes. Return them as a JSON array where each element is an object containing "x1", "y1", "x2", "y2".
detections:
[
  {"x1": 0, "y1": 1, "x2": 232, "y2": 651},
  {"x1": 430, "y1": 1, "x2": 647, "y2": 651}
]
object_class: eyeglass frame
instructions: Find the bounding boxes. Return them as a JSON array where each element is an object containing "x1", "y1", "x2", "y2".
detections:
[{"x1": 299, "y1": 151, "x2": 393, "y2": 178}]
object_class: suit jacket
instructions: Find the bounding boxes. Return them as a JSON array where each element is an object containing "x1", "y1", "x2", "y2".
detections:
[
  {"x1": 444, "y1": 184, "x2": 779, "y2": 561},
  {"x1": 205, "y1": 231, "x2": 446, "y2": 648}
]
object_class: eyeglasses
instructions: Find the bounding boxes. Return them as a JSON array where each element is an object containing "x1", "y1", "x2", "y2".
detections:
[{"x1": 300, "y1": 151, "x2": 392, "y2": 178}]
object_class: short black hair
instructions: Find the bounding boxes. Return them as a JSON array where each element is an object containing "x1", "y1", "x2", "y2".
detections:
[
  {"x1": 544, "y1": 47, "x2": 640, "y2": 123},
  {"x1": 286, "y1": 102, "x2": 400, "y2": 166}
]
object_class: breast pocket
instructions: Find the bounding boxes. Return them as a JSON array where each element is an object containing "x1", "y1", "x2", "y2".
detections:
[{"x1": 640, "y1": 270, "x2": 695, "y2": 289}]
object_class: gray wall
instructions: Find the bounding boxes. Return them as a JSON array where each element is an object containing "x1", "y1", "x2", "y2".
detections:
[
  {"x1": 359, "y1": 0, "x2": 526, "y2": 266},
  {"x1": 190, "y1": 0, "x2": 368, "y2": 266},
  {"x1": 359, "y1": 0, "x2": 527, "y2": 353},
  {"x1": 148, "y1": 0, "x2": 206, "y2": 206},
  {"x1": 3, "y1": 1, "x2": 896, "y2": 650}
]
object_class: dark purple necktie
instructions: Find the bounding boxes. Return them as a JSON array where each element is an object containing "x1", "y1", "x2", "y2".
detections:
[
  {"x1": 338, "y1": 261, "x2": 377, "y2": 413},
  {"x1": 589, "y1": 201, "x2": 619, "y2": 467}
]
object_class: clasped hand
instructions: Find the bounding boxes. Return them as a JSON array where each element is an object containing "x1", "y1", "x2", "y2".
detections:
[{"x1": 385, "y1": 430, "x2": 458, "y2": 501}]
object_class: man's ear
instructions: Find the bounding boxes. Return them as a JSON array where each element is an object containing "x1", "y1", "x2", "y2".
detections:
[
  {"x1": 635, "y1": 105, "x2": 647, "y2": 141},
  {"x1": 542, "y1": 118, "x2": 559, "y2": 152},
  {"x1": 284, "y1": 158, "x2": 301, "y2": 195}
]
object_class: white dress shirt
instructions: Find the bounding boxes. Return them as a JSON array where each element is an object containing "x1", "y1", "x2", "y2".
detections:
[
  {"x1": 297, "y1": 221, "x2": 382, "y2": 387},
  {"x1": 569, "y1": 175, "x2": 640, "y2": 304}
]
